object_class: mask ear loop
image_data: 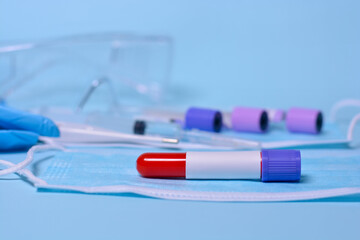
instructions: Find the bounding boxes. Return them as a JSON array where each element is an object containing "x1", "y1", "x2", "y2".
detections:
[
  {"x1": 0, "y1": 139, "x2": 65, "y2": 177},
  {"x1": 0, "y1": 159, "x2": 48, "y2": 186},
  {"x1": 330, "y1": 99, "x2": 360, "y2": 122},
  {"x1": 346, "y1": 112, "x2": 360, "y2": 148}
]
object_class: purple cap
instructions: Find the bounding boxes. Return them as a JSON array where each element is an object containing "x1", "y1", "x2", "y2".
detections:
[
  {"x1": 261, "y1": 149, "x2": 301, "y2": 182},
  {"x1": 185, "y1": 107, "x2": 222, "y2": 132},
  {"x1": 231, "y1": 107, "x2": 268, "y2": 133},
  {"x1": 286, "y1": 107, "x2": 323, "y2": 134}
]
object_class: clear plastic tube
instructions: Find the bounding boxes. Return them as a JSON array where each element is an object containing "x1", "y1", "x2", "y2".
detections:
[
  {"x1": 85, "y1": 114, "x2": 260, "y2": 149},
  {"x1": 56, "y1": 121, "x2": 178, "y2": 145}
]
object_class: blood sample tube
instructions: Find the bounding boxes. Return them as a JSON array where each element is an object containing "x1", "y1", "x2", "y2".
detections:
[
  {"x1": 137, "y1": 149, "x2": 301, "y2": 181},
  {"x1": 143, "y1": 107, "x2": 223, "y2": 132},
  {"x1": 267, "y1": 108, "x2": 323, "y2": 134},
  {"x1": 285, "y1": 108, "x2": 323, "y2": 134},
  {"x1": 223, "y1": 107, "x2": 269, "y2": 133}
]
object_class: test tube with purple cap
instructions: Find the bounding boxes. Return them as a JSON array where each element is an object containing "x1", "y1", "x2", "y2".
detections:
[{"x1": 222, "y1": 106, "x2": 323, "y2": 134}]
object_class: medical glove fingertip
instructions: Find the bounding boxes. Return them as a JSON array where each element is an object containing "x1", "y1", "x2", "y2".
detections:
[{"x1": 40, "y1": 118, "x2": 60, "y2": 137}]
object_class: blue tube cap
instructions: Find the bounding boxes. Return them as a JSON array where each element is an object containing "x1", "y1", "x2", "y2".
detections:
[
  {"x1": 185, "y1": 107, "x2": 222, "y2": 132},
  {"x1": 261, "y1": 149, "x2": 301, "y2": 182}
]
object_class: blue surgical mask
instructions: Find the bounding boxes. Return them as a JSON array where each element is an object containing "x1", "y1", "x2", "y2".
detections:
[
  {"x1": 2, "y1": 146, "x2": 359, "y2": 202},
  {"x1": 1, "y1": 101, "x2": 359, "y2": 201}
]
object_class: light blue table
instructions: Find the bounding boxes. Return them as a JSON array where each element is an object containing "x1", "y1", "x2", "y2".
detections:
[{"x1": 1, "y1": 1, "x2": 360, "y2": 239}]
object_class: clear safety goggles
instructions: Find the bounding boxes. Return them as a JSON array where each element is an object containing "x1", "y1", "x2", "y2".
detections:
[{"x1": 0, "y1": 33, "x2": 173, "y2": 111}]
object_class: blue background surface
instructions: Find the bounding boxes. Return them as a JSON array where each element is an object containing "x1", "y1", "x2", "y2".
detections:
[{"x1": 1, "y1": 0, "x2": 360, "y2": 239}]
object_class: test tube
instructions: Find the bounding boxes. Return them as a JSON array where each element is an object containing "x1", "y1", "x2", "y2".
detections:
[
  {"x1": 266, "y1": 107, "x2": 323, "y2": 134},
  {"x1": 86, "y1": 114, "x2": 259, "y2": 149},
  {"x1": 137, "y1": 149, "x2": 301, "y2": 181},
  {"x1": 143, "y1": 107, "x2": 223, "y2": 133},
  {"x1": 136, "y1": 120, "x2": 260, "y2": 149},
  {"x1": 222, "y1": 107, "x2": 269, "y2": 133}
]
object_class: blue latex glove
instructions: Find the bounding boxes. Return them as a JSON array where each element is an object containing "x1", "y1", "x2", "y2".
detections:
[{"x1": 0, "y1": 106, "x2": 60, "y2": 151}]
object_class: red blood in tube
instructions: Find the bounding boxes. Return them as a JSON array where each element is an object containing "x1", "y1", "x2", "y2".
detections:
[{"x1": 136, "y1": 152, "x2": 186, "y2": 178}]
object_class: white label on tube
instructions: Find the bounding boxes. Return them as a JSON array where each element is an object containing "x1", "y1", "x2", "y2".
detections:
[{"x1": 186, "y1": 151, "x2": 261, "y2": 179}]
